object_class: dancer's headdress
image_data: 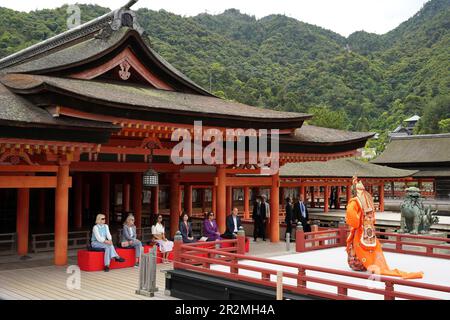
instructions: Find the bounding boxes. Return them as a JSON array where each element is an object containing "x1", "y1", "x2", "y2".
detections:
[{"x1": 352, "y1": 176, "x2": 374, "y2": 213}]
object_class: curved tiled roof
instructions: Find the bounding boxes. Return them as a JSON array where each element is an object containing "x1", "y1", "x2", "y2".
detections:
[
  {"x1": 1, "y1": 73, "x2": 310, "y2": 122},
  {"x1": 284, "y1": 124, "x2": 375, "y2": 144},
  {"x1": 0, "y1": 82, "x2": 118, "y2": 130},
  {"x1": 373, "y1": 134, "x2": 450, "y2": 164},
  {"x1": 280, "y1": 158, "x2": 417, "y2": 178}
]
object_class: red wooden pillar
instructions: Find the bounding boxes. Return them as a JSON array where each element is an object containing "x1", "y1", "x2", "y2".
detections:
[
  {"x1": 216, "y1": 167, "x2": 226, "y2": 233},
  {"x1": 101, "y1": 173, "x2": 110, "y2": 224},
  {"x1": 212, "y1": 187, "x2": 217, "y2": 214},
  {"x1": 170, "y1": 173, "x2": 180, "y2": 238},
  {"x1": 226, "y1": 186, "x2": 232, "y2": 216},
  {"x1": 299, "y1": 186, "x2": 304, "y2": 200},
  {"x1": 310, "y1": 186, "x2": 315, "y2": 208},
  {"x1": 184, "y1": 184, "x2": 192, "y2": 216},
  {"x1": 379, "y1": 184, "x2": 385, "y2": 212},
  {"x1": 74, "y1": 173, "x2": 82, "y2": 228},
  {"x1": 123, "y1": 180, "x2": 131, "y2": 213},
  {"x1": 324, "y1": 186, "x2": 329, "y2": 213},
  {"x1": 243, "y1": 186, "x2": 250, "y2": 219},
  {"x1": 151, "y1": 186, "x2": 159, "y2": 214},
  {"x1": 270, "y1": 173, "x2": 280, "y2": 242},
  {"x1": 55, "y1": 163, "x2": 69, "y2": 266},
  {"x1": 38, "y1": 189, "x2": 46, "y2": 228},
  {"x1": 17, "y1": 188, "x2": 30, "y2": 256},
  {"x1": 133, "y1": 173, "x2": 142, "y2": 228}
]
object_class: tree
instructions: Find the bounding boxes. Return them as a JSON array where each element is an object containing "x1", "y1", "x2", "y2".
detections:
[{"x1": 307, "y1": 105, "x2": 350, "y2": 130}]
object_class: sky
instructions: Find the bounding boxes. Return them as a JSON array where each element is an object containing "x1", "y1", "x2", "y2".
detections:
[{"x1": 0, "y1": 0, "x2": 430, "y2": 37}]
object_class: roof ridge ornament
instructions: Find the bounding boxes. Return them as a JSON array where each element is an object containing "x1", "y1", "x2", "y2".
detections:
[
  {"x1": 0, "y1": 1, "x2": 143, "y2": 70},
  {"x1": 110, "y1": 1, "x2": 145, "y2": 35}
]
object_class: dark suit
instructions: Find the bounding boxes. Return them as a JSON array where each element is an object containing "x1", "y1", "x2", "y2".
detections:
[
  {"x1": 285, "y1": 202, "x2": 294, "y2": 238},
  {"x1": 252, "y1": 202, "x2": 266, "y2": 240},
  {"x1": 179, "y1": 221, "x2": 195, "y2": 243},
  {"x1": 223, "y1": 215, "x2": 242, "y2": 239},
  {"x1": 293, "y1": 200, "x2": 311, "y2": 232}
]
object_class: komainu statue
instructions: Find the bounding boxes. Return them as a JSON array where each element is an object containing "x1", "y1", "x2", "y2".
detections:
[{"x1": 399, "y1": 187, "x2": 439, "y2": 234}]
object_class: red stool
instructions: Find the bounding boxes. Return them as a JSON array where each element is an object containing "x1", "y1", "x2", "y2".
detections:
[
  {"x1": 110, "y1": 248, "x2": 135, "y2": 269},
  {"x1": 77, "y1": 250, "x2": 104, "y2": 272},
  {"x1": 77, "y1": 247, "x2": 135, "y2": 271}
]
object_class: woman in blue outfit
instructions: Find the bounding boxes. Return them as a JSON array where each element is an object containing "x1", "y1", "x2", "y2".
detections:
[
  {"x1": 179, "y1": 212, "x2": 196, "y2": 243},
  {"x1": 91, "y1": 213, "x2": 125, "y2": 272}
]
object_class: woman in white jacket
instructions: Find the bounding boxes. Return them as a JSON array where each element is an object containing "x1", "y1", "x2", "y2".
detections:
[{"x1": 91, "y1": 214, "x2": 125, "y2": 272}]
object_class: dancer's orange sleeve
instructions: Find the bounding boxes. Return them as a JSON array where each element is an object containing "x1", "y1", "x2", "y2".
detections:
[{"x1": 346, "y1": 199, "x2": 360, "y2": 229}]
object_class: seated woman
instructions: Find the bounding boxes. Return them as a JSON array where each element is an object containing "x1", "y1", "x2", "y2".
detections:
[
  {"x1": 120, "y1": 214, "x2": 142, "y2": 267},
  {"x1": 91, "y1": 214, "x2": 125, "y2": 272},
  {"x1": 203, "y1": 211, "x2": 222, "y2": 241},
  {"x1": 179, "y1": 212, "x2": 196, "y2": 243},
  {"x1": 151, "y1": 214, "x2": 174, "y2": 263}
]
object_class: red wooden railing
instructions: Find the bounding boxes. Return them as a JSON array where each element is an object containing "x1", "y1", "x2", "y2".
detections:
[
  {"x1": 295, "y1": 225, "x2": 450, "y2": 260},
  {"x1": 172, "y1": 235, "x2": 450, "y2": 300},
  {"x1": 377, "y1": 231, "x2": 450, "y2": 259}
]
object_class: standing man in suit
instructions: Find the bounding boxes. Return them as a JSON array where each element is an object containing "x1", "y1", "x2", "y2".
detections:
[
  {"x1": 223, "y1": 207, "x2": 242, "y2": 239},
  {"x1": 294, "y1": 195, "x2": 311, "y2": 232},
  {"x1": 262, "y1": 195, "x2": 270, "y2": 240},
  {"x1": 252, "y1": 196, "x2": 266, "y2": 241},
  {"x1": 284, "y1": 197, "x2": 294, "y2": 239}
]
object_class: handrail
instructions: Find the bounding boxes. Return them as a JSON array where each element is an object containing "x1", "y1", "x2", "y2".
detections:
[
  {"x1": 296, "y1": 226, "x2": 450, "y2": 259},
  {"x1": 0, "y1": 232, "x2": 16, "y2": 255},
  {"x1": 176, "y1": 241, "x2": 450, "y2": 300},
  {"x1": 31, "y1": 230, "x2": 90, "y2": 253}
]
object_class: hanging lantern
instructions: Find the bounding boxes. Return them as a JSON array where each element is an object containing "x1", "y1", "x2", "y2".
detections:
[{"x1": 143, "y1": 169, "x2": 158, "y2": 187}]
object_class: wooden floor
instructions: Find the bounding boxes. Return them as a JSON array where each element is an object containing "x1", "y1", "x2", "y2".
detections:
[
  {"x1": 0, "y1": 240, "x2": 291, "y2": 300},
  {"x1": 0, "y1": 262, "x2": 176, "y2": 300}
]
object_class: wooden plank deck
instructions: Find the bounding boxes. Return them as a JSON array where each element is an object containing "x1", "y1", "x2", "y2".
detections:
[
  {"x1": 0, "y1": 263, "x2": 176, "y2": 300},
  {"x1": 0, "y1": 239, "x2": 292, "y2": 300}
]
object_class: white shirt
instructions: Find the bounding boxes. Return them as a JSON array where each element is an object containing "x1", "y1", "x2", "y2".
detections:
[
  {"x1": 232, "y1": 216, "x2": 238, "y2": 232},
  {"x1": 93, "y1": 224, "x2": 112, "y2": 243},
  {"x1": 152, "y1": 223, "x2": 165, "y2": 236},
  {"x1": 128, "y1": 226, "x2": 134, "y2": 238}
]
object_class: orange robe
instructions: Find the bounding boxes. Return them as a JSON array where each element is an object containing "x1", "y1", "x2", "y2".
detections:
[{"x1": 346, "y1": 197, "x2": 423, "y2": 280}]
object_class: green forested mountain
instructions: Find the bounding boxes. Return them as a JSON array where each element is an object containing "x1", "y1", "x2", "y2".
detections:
[{"x1": 0, "y1": 0, "x2": 449, "y2": 152}]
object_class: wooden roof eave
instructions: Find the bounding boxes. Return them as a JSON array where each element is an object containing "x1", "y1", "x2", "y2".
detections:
[
  {"x1": 6, "y1": 83, "x2": 310, "y2": 128},
  {"x1": 280, "y1": 132, "x2": 376, "y2": 147}
]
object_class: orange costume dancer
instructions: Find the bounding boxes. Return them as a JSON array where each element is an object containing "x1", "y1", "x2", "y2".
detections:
[{"x1": 346, "y1": 177, "x2": 423, "y2": 280}]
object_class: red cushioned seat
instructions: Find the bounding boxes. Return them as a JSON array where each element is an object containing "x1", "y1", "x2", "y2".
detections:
[
  {"x1": 77, "y1": 247, "x2": 135, "y2": 271},
  {"x1": 111, "y1": 248, "x2": 135, "y2": 269},
  {"x1": 78, "y1": 250, "x2": 104, "y2": 272}
]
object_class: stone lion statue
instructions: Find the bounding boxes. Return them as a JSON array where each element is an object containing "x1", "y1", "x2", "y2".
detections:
[{"x1": 399, "y1": 187, "x2": 439, "y2": 234}]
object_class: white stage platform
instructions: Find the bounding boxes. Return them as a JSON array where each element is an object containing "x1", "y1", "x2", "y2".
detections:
[{"x1": 211, "y1": 247, "x2": 450, "y2": 300}]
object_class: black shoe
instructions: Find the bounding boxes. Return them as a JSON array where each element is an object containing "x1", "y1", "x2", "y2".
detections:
[
  {"x1": 115, "y1": 257, "x2": 125, "y2": 263},
  {"x1": 104, "y1": 266, "x2": 110, "y2": 272},
  {"x1": 263, "y1": 238, "x2": 266, "y2": 241},
  {"x1": 254, "y1": 238, "x2": 257, "y2": 242}
]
